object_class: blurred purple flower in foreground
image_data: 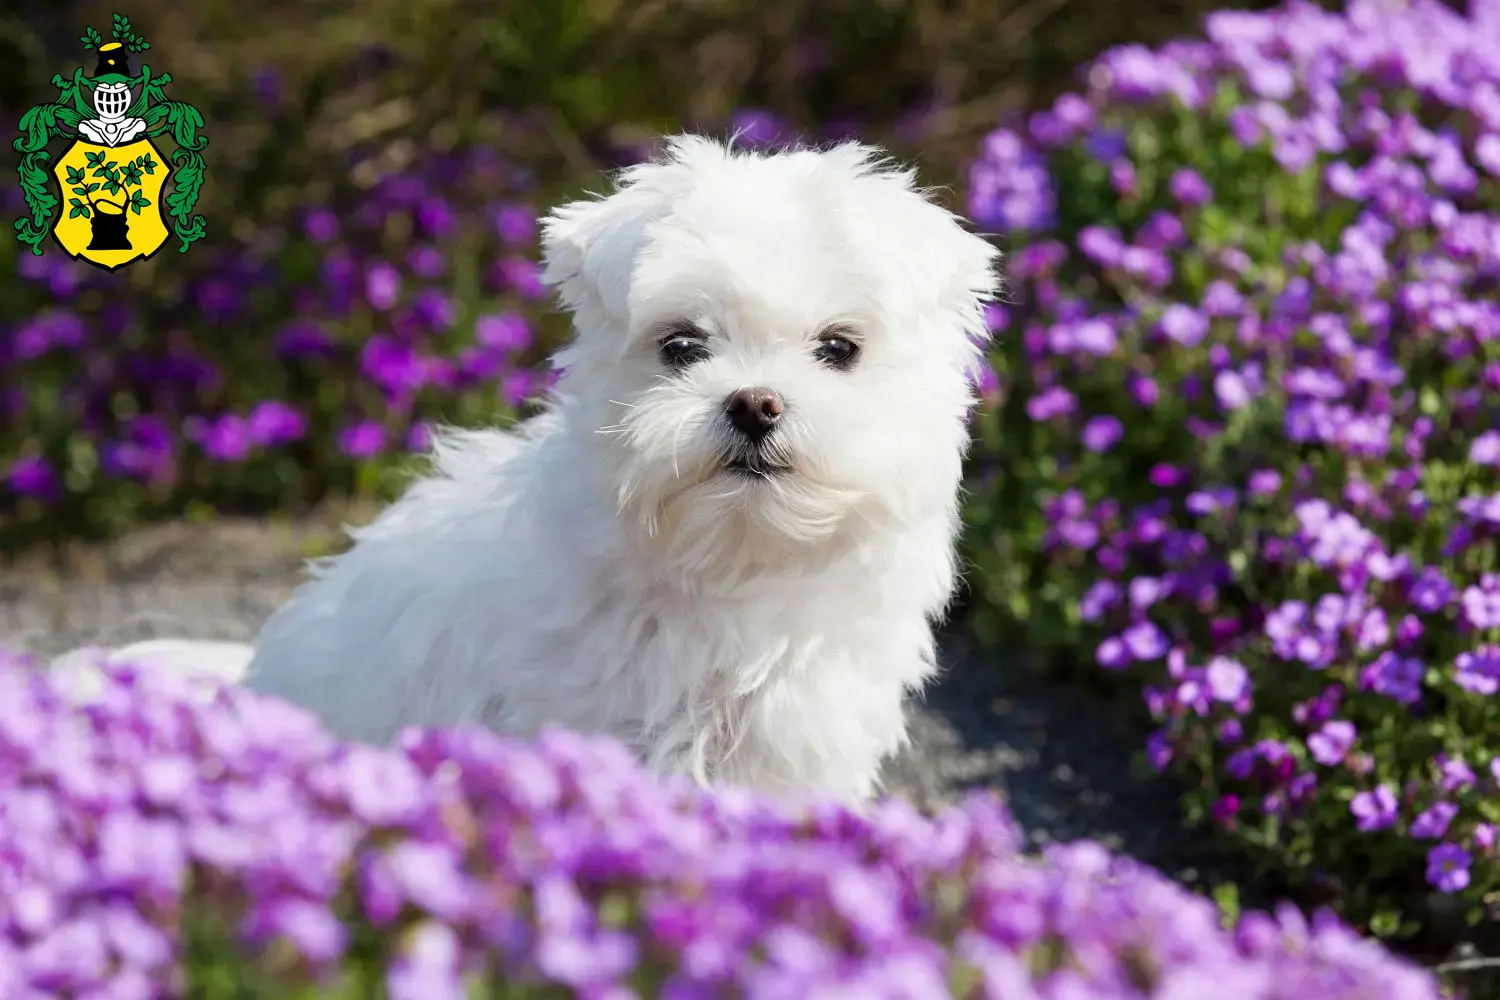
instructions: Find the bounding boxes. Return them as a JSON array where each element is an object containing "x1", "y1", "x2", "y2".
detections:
[{"x1": 0, "y1": 648, "x2": 1443, "y2": 998}]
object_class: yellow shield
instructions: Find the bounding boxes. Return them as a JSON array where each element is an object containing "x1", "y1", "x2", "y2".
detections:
[{"x1": 50, "y1": 137, "x2": 171, "y2": 271}]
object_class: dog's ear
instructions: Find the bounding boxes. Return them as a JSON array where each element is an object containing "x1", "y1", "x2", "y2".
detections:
[
  {"x1": 540, "y1": 171, "x2": 674, "y2": 327},
  {"x1": 931, "y1": 217, "x2": 1002, "y2": 359},
  {"x1": 829, "y1": 143, "x2": 1002, "y2": 369},
  {"x1": 892, "y1": 185, "x2": 1002, "y2": 372}
]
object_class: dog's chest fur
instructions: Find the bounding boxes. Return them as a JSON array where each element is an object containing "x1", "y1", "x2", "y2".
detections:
[{"x1": 474, "y1": 554, "x2": 943, "y2": 801}]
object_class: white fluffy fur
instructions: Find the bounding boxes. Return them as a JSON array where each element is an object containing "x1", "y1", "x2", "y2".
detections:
[{"x1": 241, "y1": 136, "x2": 1000, "y2": 800}]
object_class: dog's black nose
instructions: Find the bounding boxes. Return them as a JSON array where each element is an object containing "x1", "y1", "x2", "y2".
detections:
[{"x1": 724, "y1": 386, "x2": 784, "y2": 441}]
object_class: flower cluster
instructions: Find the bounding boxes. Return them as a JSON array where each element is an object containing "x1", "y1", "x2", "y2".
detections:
[
  {"x1": 0, "y1": 647, "x2": 1442, "y2": 998},
  {"x1": 1, "y1": 147, "x2": 558, "y2": 539},
  {"x1": 963, "y1": 0, "x2": 1500, "y2": 934}
]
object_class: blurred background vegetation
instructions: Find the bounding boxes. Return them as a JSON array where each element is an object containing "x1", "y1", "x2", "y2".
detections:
[{"x1": 2, "y1": 0, "x2": 1302, "y2": 552}]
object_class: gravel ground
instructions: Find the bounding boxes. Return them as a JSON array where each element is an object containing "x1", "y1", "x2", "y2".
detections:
[{"x1": 2, "y1": 512, "x2": 1245, "y2": 893}]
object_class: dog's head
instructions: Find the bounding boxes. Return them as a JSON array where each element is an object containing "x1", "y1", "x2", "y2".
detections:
[{"x1": 541, "y1": 136, "x2": 1000, "y2": 582}]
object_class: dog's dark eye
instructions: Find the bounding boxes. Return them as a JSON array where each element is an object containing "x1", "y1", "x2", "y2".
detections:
[
  {"x1": 658, "y1": 326, "x2": 711, "y2": 370},
  {"x1": 813, "y1": 330, "x2": 861, "y2": 371}
]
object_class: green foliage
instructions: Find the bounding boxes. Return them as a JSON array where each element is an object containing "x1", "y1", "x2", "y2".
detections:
[
  {"x1": 62, "y1": 152, "x2": 156, "y2": 218},
  {"x1": 112, "y1": 12, "x2": 151, "y2": 52}
]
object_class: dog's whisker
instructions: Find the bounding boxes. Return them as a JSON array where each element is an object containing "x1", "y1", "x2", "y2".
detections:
[{"x1": 668, "y1": 412, "x2": 696, "y2": 480}]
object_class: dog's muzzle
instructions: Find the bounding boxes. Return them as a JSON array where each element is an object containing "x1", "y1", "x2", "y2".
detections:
[{"x1": 722, "y1": 386, "x2": 791, "y2": 478}]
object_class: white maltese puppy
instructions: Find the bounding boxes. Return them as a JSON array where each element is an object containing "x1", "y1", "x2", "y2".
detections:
[{"x1": 241, "y1": 135, "x2": 999, "y2": 799}]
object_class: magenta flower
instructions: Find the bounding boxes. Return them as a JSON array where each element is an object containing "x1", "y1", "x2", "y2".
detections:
[
  {"x1": 1081, "y1": 415, "x2": 1124, "y2": 452},
  {"x1": 203, "y1": 415, "x2": 251, "y2": 463},
  {"x1": 339, "y1": 422, "x2": 387, "y2": 459},
  {"x1": 364, "y1": 262, "x2": 402, "y2": 311},
  {"x1": 247, "y1": 401, "x2": 309, "y2": 447}
]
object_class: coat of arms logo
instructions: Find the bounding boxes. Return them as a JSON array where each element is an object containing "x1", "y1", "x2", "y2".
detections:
[{"x1": 13, "y1": 13, "x2": 208, "y2": 272}]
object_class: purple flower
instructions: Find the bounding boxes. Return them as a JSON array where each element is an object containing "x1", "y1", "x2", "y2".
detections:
[
  {"x1": 474, "y1": 312, "x2": 532, "y2": 353},
  {"x1": 1461, "y1": 581, "x2": 1500, "y2": 629},
  {"x1": 1455, "y1": 646, "x2": 1500, "y2": 696},
  {"x1": 1081, "y1": 415, "x2": 1124, "y2": 452},
  {"x1": 1158, "y1": 304, "x2": 1209, "y2": 346},
  {"x1": 303, "y1": 209, "x2": 339, "y2": 243},
  {"x1": 1360, "y1": 652, "x2": 1425, "y2": 706},
  {"x1": 493, "y1": 203, "x2": 537, "y2": 245},
  {"x1": 247, "y1": 401, "x2": 308, "y2": 447},
  {"x1": 102, "y1": 417, "x2": 175, "y2": 481},
  {"x1": 1247, "y1": 469, "x2": 1282, "y2": 496},
  {"x1": 1122, "y1": 621, "x2": 1169, "y2": 661},
  {"x1": 1471, "y1": 431, "x2": 1500, "y2": 466},
  {"x1": 1129, "y1": 575, "x2": 1168, "y2": 609},
  {"x1": 416, "y1": 197, "x2": 454, "y2": 239},
  {"x1": 361, "y1": 337, "x2": 427, "y2": 396},
  {"x1": 1211, "y1": 794, "x2": 1241, "y2": 825},
  {"x1": 245, "y1": 898, "x2": 348, "y2": 964},
  {"x1": 1079, "y1": 225, "x2": 1125, "y2": 266},
  {"x1": 1350, "y1": 785, "x2": 1398, "y2": 832},
  {"x1": 409, "y1": 246, "x2": 447, "y2": 279},
  {"x1": 339, "y1": 422, "x2": 387, "y2": 459},
  {"x1": 1145, "y1": 730, "x2": 1173, "y2": 770},
  {"x1": 1411, "y1": 802, "x2": 1459, "y2": 840},
  {"x1": 1426, "y1": 844, "x2": 1471, "y2": 893},
  {"x1": 276, "y1": 322, "x2": 336, "y2": 359},
  {"x1": 1205, "y1": 657, "x2": 1251, "y2": 702},
  {"x1": 407, "y1": 423, "x2": 433, "y2": 452},
  {"x1": 364, "y1": 262, "x2": 403, "y2": 311},
  {"x1": 1097, "y1": 636, "x2": 1129, "y2": 669},
  {"x1": 411, "y1": 288, "x2": 456, "y2": 331},
  {"x1": 6, "y1": 455, "x2": 57, "y2": 499},
  {"x1": 1410, "y1": 568, "x2": 1456, "y2": 612},
  {"x1": 1129, "y1": 373, "x2": 1160, "y2": 407},
  {"x1": 501, "y1": 371, "x2": 536, "y2": 407},
  {"x1": 1168, "y1": 168, "x2": 1213, "y2": 206},
  {"x1": 1148, "y1": 463, "x2": 1185, "y2": 488},
  {"x1": 1214, "y1": 369, "x2": 1254, "y2": 411},
  {"x1": 1306, "y1": 720, "x2": 1355, "y2": 766},
  {"x1": 1438, "y1": 756, "x2": 1476, "y2": 793},
  {"x1": 985, "y1": 303, "x2": 1011, "y2": 332},
  {"x1": 203, "y1": 415, "x2": 250, "y2": 463},
  {"x1": 1079, "y1": 580, "x2": 1120, "y2": 621},
  {"x1": 496, "y1": 256, "x2": 547, "y2": 299},
  {"x1": 1026, "y1": 386, "x2": 1076, "y2": 421}
]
